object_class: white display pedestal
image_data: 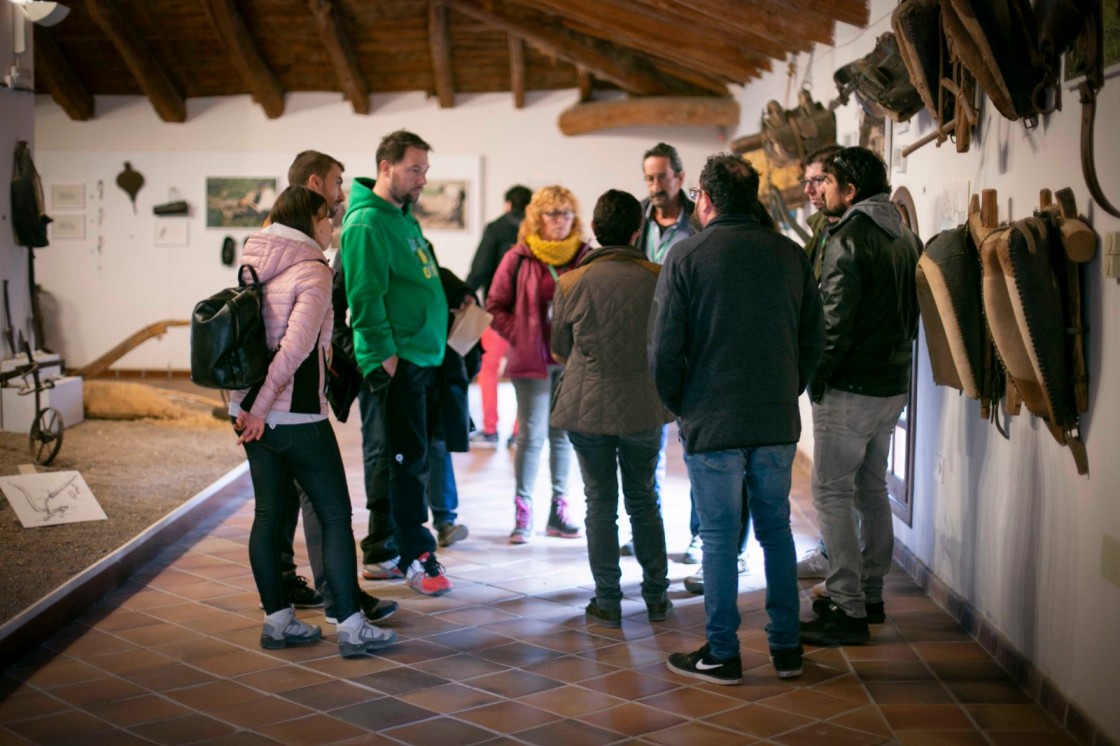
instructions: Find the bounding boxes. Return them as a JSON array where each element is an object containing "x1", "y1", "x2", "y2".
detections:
[{"x1": 0, "y1": 353, "x2": 84, "y2": 433}]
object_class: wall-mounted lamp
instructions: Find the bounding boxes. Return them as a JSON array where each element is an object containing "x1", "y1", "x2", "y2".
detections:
[{"x1": 11, "y1": 1, "x2": 70, "y2": 54}]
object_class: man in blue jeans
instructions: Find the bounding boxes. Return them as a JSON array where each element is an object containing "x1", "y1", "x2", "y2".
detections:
[{"x1": 650, "y1": 154, "x2": 823, "y2": 683}]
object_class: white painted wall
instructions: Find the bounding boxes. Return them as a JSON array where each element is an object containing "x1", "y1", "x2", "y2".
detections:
[
  {"x1": 736, "y1": 0, "x2": 1119, "y2": 738},
  {"x1": 33, "y1": 90, "x2": 727, "y2": 369}
]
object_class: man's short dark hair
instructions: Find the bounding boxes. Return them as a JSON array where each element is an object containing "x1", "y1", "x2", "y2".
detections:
[
  {"x1": 642, "y1": 142, "x2": 684, "y2": 173},
  {"x1": 375, "y1": 130, "x2": 432, "y2": 168},
  {"x1": 269, "y1": 185, "x2": 328, "y2": 239},
  {"x1": 824, "y1": 147, "x2": 890, "y2": 203},
  {"x1": 288, "y1": 150, "x2": 343, "y2": 188},
  {"x1": 505, "y1": 185, "x2": 532, "y2": 215},
  {"x1": 591, "y1": 189, "x2": 643, "y2": 247},
  {"x1": 698, "y1": 154, "x2": 760, "y2": 216},
  {"x1": 802, "y1": 144, "x2": 843, "y2": 171}
]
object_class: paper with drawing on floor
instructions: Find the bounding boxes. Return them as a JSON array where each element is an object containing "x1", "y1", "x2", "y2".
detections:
[
  {"x1": 0, "y1": 471, "x2": 106, "y2": 527},
  {"x1": 447, "y1": 303, "x2": 492, "y2": 357}
]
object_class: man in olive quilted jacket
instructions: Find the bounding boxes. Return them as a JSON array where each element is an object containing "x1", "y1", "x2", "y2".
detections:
[{"x1": 550, "y1": 189, "x2": 675, "y2": 629}]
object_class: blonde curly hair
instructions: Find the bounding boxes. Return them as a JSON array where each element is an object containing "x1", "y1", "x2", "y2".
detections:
[{"x1": 517, "y1": 186, "x2": 583, "y2": 244}]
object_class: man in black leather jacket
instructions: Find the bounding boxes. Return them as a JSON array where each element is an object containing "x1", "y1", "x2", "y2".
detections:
[{"x1": 801, "y1": 147, "x2": 920, "y2": 647}]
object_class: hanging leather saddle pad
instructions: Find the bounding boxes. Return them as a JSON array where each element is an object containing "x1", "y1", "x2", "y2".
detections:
[
  {"x1": 942, "y1": 0, "x2": 1044, "y2": 121},
  {"x1": 834, "y1": 32, "x2": 925, "y2": 122},
  {"x1": 761, "y1": 89, "x2": 837, "y2": 167},
  {"x1": 980, "y1": 216, "x2": 1074, "y2": 433},
  {"x1": 916, "y1": 226, "x2": 985, "y2": 399},
  {"x1": 891, "y1": 0, "x2": 955, "y2": 124}
]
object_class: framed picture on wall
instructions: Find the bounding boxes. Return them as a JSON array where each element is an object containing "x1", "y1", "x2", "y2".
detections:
[
  {"x1": 413, "y1": 179, "x2": 469, "y2": 232},
  {"x1": 51, "y1": 213, "x2": 86, "y2": 240},
  {"x1": 50, "y1": 183, "x2": 85, "y2": 210},
  {"x1": 1063, "y1": 2, "x2": 1120, "y2": 87},
  {"x1": 205, "y1": 177, "x2": 277, "y2": 228}
]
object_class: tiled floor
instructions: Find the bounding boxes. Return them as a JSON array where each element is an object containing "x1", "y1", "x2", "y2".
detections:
[{"x1": 0, "y1": 384, "x2": 1076, "y2": 745}]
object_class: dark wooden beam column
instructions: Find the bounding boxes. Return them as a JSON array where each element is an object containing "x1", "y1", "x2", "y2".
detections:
[
  {"x1": 33, "y1": 28, "x2": 93, "y2": 121},
  {"x1": 429, "y1": 0, "x2": 455, "y2": 108},
  {"x1": 559, "y1": 96, "x2": 740, "y2": 135},
  {"x1": 445, "y1": 0, "x2": 721, "y2": 97},
  {"x1": 576, "y1": 67, "x2": 592, "y2": 102},
  {"x1": 85, "y1": 0, "x2": 185, "y2": 122},
  {"x1": 508, "y1": 35, "x2": 525, "y2": 109},
  {"x1": 309, "y1": 0, "x2": 371, "y2": 114},
  {"x1": 200, "y1": 0, "x2": 285, "y2": 119}
]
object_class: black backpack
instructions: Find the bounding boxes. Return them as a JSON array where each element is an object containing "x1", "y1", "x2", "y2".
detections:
[{"x1": 190, "y1": 265, "x2": 271, "y2": 390}]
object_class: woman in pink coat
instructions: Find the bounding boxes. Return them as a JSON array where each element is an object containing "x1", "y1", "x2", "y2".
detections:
[
  {"x1": 230, "y1": 186, "x2": 394, "y2": 658},
  {"x1": 485, "y1": 186, "x2": 590, "y2": 544}
]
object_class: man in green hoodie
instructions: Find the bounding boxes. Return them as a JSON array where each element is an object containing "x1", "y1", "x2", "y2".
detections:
[{"x1": 340, "y1": 130, "x2": 452, "y2": 596}]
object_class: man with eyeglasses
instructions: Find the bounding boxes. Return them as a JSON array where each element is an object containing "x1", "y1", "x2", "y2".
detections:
[
  {"x1": 651, "y1": 154, "x2": 823, "y2": 684},
  {"x1": 799, "y1": 146, "x2": 920, "y2": 646}
]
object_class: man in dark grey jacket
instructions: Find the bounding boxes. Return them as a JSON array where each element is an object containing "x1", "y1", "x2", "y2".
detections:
[
  {"x1": 800, "y1": 147, "x2": 920, "y2": 647},
  {"x1": 651, "y1": 154, "x2": 824, "y2": 684}
]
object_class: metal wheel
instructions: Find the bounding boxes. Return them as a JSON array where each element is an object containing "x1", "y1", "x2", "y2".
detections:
[{"x1": 29, "y1": 407, "x2": 64, "y2": 466}]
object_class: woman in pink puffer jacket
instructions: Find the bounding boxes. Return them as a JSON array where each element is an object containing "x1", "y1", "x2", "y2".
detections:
[{"x1": 230, "y1": 186, "x2": 394, "y2": 658}]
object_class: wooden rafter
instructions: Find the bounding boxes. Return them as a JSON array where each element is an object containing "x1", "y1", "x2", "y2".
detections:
[
  {"x1": 309, "y1": 0, "x2": 370, "y2": 115},
  {"x1": 445, "y1": 0, "x2": 723, "y2": 97},
  {"x1": 558, "y1": 96, "x2": 740, "y2": 135},
  {"x1": 428, "y1": 0, "x2": 455, "y2": 108},
  {"x1": 576, "y1": 67, "x2": 592, "y2": 102},
  {"x1": 774, "y1": 0, "x2": 868, "y2": 28},
  {"x1": 84, "y1": 0, "x2": 185, "y2": 122},
  {"x1": 508, "y1": 35, "x2": 526, "y2": 109},
  {"x1": 200, "y1": 0, "x2": 285, "y2": 119},
  {"x1": 646, "y1": 0, "x2": 833, "y2": 50},
  {"x1": 33, "y1": 27, "x2": 93, "y2": 121}
]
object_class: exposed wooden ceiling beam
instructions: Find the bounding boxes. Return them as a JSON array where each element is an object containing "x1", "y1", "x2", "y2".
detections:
[
  {"x1": 445, "y1": 0, "x2": 722, "y2": 97},
  {"x1": 200, "y1": 0, "x2": 285, "y2": 119},
  {"x1": 640, "y1": 0, "x2": 833, "y2": 49},
  {"x1": 576, "y1": 67, "x2": 592, "y2": 103},
  {"x1": 428, "y1": 0, "x2": 455, "y2": 108},
  {"x1": 559, "y1": 96, "x2": 740, "y2": 136},
  {"x1": 84, "y1": 0, "x2": 185, "y2": 123},
  {"x1": 33, "y1": 27, "x2": 94, "y2": 121},
  {"x1": 309, "y1": 0, "x2": 370, "y2": 115},
  {"x1": 508, "y1": 35, "x2": 526, "y2": 109},
  {"x1": 773, "y1": 0, "x2": 868, "y2": 28}
]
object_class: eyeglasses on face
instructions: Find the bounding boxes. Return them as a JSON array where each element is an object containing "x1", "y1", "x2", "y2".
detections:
[
  {"x1": 800, "y1": 176, "x2": 827, "y2": 189},
  {"x1": 541, "y1": 209, "x2": 574, "y2": 220},
  {"x1": 687, "y1": 187, "x2": 704, "y2": 201}
]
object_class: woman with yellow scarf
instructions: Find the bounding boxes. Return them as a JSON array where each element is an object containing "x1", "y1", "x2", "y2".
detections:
[{"x1": 486, "y1": 186, "x2": 590, "y2": 544}]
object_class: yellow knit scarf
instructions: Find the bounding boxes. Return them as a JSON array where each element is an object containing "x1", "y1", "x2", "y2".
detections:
[{"x1": 526, "y1": 232, "x2": 582, "y2": 266}]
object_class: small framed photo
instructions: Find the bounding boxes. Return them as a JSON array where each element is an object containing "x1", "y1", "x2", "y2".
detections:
[
  {"x1": 51, "y1": 183, "x2": 85, "y2": 210},
  {"x1": 1063, "y1": 3, "x2": 1120, "y2": 88},
  {"x1": 51, "y1": 213, "x2": 86, "y2": 240}
]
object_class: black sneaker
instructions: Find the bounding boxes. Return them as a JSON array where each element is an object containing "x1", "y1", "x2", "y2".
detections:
[
  {"x1": 770, "y1": 645, "x2": 804, "y2": 679},
  {"x1": 800, "y1": 603, "x2": 871, "y2": 646},
  {"x1": 284, "y1": 575, "x2": 324, "y2": 609},
  {"x1": 666, "y1": 643, "x2": 742, "y2": 685},
  {"x1": 585, "y1": 598, "x2": 621, "y2": 628},
  {"x1": 647, "y1": 598, "x2": 673, "y2": 622},
  {"x1": 324, "y1": 590, "x2": 399, "y2": 625},
  {"x1": 811, "y1": 597, "x2": 885, "y2": 624}
]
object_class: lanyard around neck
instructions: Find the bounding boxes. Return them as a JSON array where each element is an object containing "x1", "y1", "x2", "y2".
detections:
[{"x1": 649, "y1": 222, "x2": 679, "y2": 263}]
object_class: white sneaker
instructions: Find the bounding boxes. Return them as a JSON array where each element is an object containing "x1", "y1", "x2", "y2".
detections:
[
  {"x1": 362, "y1": 558, "x2": 404, "y2": 580},
  {"x1": 336, "y1": 612, "x2": 397, "y2": 658},
  {"x1": 797, "y1": 548, "x2": 830, "y2": 578},
  {"x1": 682, "y1": 535, "x2": 702, "y2": 564},
  {"x1": 260, "y1": 606, "x2": 322, "y2": 650}
]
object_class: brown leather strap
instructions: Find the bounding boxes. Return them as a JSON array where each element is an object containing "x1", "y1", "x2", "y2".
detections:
[{"x1": 1079, "y1": 83, "x2": 1120, "y2": 218}]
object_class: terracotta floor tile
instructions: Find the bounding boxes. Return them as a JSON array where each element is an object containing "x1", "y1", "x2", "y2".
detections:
[
  {"x1": 85, "y1": 693, "x2": 192, "y2": 727},
  {"x1": 351, "y1": 664, "x2": 449, "y2": 695},
  {"x1": 165, "y1": 679, "x2": 264, "y2": 710},
  {"x1": 126, "y1": 712, "x2": 238, "y2": 744},
  {"x1": 424, "y1": 627, "x2": 513, "y2": 652},
  {"x1": 517, "y1": 683, "x2": 623, "y2": 716},
  {"x1": 912, "y1": 642, "x2": 993, "y2": 662},
  {"x1": 17, "y1": 659, "x2": 104, "y2": 689},
  {"x1": 829, "y1": 704, "x2": 893, "y2": 737},
  {"x1": 50, "y1": 674, "x2": 147, "y2": 707},
  {"x1": 469, "y1": 669, "x2": 564, "y2": 698},
  {"x1": 51, "y1": 631, "x2": 136, "y2": 658},
  {"x1": 365, "y1": 638, "x2": 457, "y2": 665},
  {"x1": 809, "y1": 674, "x2": 871, "y2": 704},
  {"x1": 864, "y1": 680, "x2": 953, "y2": 704},
  {"x1": 757, "y1": 687, "x2": 863, "y2": 720},
  {"x1": 208, "y1": 694, "x2": 316, "y2": 728},
  {"x1": 330, "y1": 696, "x2": 436, "y2": 730},
  {"x1": 152, "y1": 636, "x2": 244, "y2": 663},
  {"x1": 0, "y1": 690, "x2": 71, "y2": 722},
  {"x1": 513, "y1": 716, "x2": 628, "y2": 746},
  {"x1": 640, "y1": 685, "x2": 745, "y2": 718},
  {"x1": 382, "y1": 714, "x2": 498, "y2": 745},
  {"x1": 944, "y1": 679, "x2": 1032, "y2": 704},
  {"x1": 894, "y1": 733, "x2": 988, "y2": 745},
  {"x1": 410, "y1": 652, "x2": 510, "y2": 681},
  {"x1": 454, "y1": 700, "x2": 562, "y2": 733},
  {"x1": 772, "y1": 720, "x2": 893, "y2": 745},
  {"x1": 256, "y1": 712, "x2": 370, "y2": 745},
  {"x1": 641, "y1": 719, "x2": 759, "y2": 745},
  {"x1": 87, "y1": 647, "x2": 178, "y2": 675},
  {"x1": 399, "y1": 681, "x2": 500, "y2": 713},
  {"x1": 927, "y1": 659, "x2": 1013, "y2": 682},
  {"x1": 704, "y1": 702, "x2": 814, "y2": 738},
  {"x1": 472, "y1": 641, "x2": 567, "y2": 667},
  {"x1": 279, "y1": 679, "x2": 378, "y2": 711},
  {"x1": 984, "y1": 730, "x2": 1078, "y2": 745},
  {"x1": 851, "y1": 659, "x2": 935, "y2": 682},
  {"x1": 879, "y1": 703, "x2": 975, "y2": 730},
  {"x1": 91, "y1": 609, "x2": 165, "y2": 632},
  {"x1": 579, "y1": 669, "x2": 681, "y2": 700},
  {"x1": 4, "y1": 710, "x2": 120, "y2": 745},
  {"x1": 844, "y1": 642, "x2": 920, "y2": 661},
  {"x1": 578, "y1": 700, "x2": 688, "y2": 736},
  {"x1": 964, "y1": 703, "x2": 1063, "y2": 731},
  {"x1": 119, "y1": 663, "x2": 218, "y2": 692}
]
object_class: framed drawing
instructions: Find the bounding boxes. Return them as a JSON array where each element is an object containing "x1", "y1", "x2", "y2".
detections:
[
  {"x1": 51, "y1": 213, "x2": 86, "y2": 240},
  {"x1": 51, "y1": 183, "x2": 85, "y2": 210},
  {"x1": 413, "y1": 179, "x2": 469, "y2": 232},
  {"x1": 1063, "y1": 2, "x2": 1120, "y2": 87},
  {"x1": 206, "y1": 177, "x2": 277, "y2": 228}
]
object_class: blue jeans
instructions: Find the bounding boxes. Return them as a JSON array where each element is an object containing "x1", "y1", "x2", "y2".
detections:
[
  {"x1": 812, "y1": 389, "x2": 906, "y2": 617},
  {"x1": 686, "y1": 444, "x2": 799, "y2": 659},
  {"x1": 568, "y1": 429, "x2": 669, "y2": 608},
  {"x1": 243, "y1": 419, "x2": 359, "y2": 620},
  {"x1": 512, "y1": 367, "x2": 572, "y2": 505}
]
